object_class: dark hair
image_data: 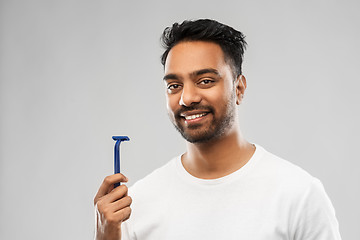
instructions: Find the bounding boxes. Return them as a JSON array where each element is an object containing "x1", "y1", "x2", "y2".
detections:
[{"x1": 160, "y1": 19, "x2": 247, "y2": 77}]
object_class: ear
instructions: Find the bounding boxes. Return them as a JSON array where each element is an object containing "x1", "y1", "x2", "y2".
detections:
[{"x1": 235, "y1": 75, "x2": 247, "y2": 105}]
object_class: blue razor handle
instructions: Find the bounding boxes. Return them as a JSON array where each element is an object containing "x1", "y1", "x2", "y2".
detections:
[{"x1": 112, "y1": 136, "x2": 130, "y2": 187}]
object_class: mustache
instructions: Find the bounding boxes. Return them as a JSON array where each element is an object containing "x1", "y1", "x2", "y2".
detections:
[{"x1": 175, "y1": 104, "x2": 215, "y2": 118}]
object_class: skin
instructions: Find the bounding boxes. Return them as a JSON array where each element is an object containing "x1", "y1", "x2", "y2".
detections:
[
  {"x1": 164, "y1": 41, "x2": 255, "y2": 179},
  {"x1": 94, "y1": 40, "x2": 255, "y2": 239},
  {"x1": 94, "y1": 173, "x2": 132, "y2": 240}
]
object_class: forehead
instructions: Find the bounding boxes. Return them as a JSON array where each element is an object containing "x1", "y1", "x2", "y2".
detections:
[{"x1": 164, "y1": 41, "x2": 229, "y2": 76}]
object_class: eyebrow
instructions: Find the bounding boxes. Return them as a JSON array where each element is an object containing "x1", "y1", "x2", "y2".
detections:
[
  {"x1": 191, "y1": 68, "x2": 220, "y2": 78},
  {"x1": 163, "y1": 73, "x2": 179, "y2": 81},
  {"x1": 163, "y1": 68, "x2": 220, "y2": 81}
]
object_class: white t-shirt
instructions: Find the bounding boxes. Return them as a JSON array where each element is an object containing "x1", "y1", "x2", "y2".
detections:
[{"x1": 121, "y1": 144, "x2": 341, "y2": 240}]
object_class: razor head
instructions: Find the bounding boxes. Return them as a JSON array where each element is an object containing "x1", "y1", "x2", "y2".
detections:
[{"x1": 112, "y1": 136, "x2": 130, "y2": 142}]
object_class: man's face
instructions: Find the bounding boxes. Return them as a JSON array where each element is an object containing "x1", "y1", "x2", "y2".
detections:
[{"x1": 163, "y1": 41, "x2": 242, "y2": 143}]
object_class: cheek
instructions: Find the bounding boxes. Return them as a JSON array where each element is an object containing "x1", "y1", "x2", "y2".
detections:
[
  {"x1": 207, "y1": 88, "x2": 229, "y2": 106},
  {"x1": 207, "y1": 88, "x2": 235, "y2": 113},
  {"x1": 166, "y1": 95, "x2": 179, "y2": 115}
]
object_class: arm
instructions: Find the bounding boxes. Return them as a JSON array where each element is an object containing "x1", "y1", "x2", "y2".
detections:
[
  {"x1": 94, "y1": 173, "x2": 132, "y2": 240},
  {"x1": 292, "y1": 178, "x2": 342, "y2": 240}
]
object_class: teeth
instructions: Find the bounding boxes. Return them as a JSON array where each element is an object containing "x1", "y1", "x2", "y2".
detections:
[{"x1": 185, "y1": 113, "x2": 206, "y2": 120}]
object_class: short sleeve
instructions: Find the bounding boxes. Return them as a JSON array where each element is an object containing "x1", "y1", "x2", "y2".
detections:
[
  {"x1": 121, "y1": 221, "x2": 136, "y2": 240},
  {"x1": 292, "y1": 178, "x2": 342, "y2": 240}
]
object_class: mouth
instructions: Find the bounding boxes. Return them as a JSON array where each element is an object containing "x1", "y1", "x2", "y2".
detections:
[
  {"x1": 183, "y1": 113, "x2": 208, "y2": 120},
  {"x1": 179, "y1": 111, "x2": 210, "y2": 124}
]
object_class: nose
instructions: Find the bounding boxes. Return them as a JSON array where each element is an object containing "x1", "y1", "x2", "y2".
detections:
[{"x1": 179, "y1": 84, "x2": 202, "y2": 107}]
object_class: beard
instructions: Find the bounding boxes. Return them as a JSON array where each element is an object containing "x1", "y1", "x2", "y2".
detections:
[{"x1": 170, "y1": 94, "x2": 236, "y2": 144}]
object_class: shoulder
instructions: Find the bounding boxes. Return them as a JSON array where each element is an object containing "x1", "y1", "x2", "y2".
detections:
[
  {"x1": 128, "y1": 157, "x2": 178, "y2": 199},
  {"x1": 254, "y1": 145, "x2": 315, "y2": 184},
  {"x1": 251, "y1": 145, "x2": 325, "y2": 200},
  {"x1": 255, "y1": 145, "x2": 341, "y2": 238}
]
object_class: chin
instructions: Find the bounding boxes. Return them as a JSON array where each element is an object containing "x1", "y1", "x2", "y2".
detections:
[{"x1": 179, "y1": 128, "x2": 225, "y2": 144}]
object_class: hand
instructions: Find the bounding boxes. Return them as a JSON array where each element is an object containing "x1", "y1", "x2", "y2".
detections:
[{"x1": 94, "y1": 174, "x2": 132, "y2": 240}]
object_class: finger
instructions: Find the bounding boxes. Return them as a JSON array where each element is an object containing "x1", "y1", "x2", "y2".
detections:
[
  {"x1": 110, "y1": 195, "x2": 132, "y2": 213},
  {"x1": 96, "y1": 195, "x2": 132, "y2": 222},
  {"x1": 114, "y1": 206, "x2": 132, "y2": 222},
  {"x1": 94, "y1": 174, "x2": 128, "y2": 204},
  {"x1": 108, "y1": 185, "x2": 129, "y2": 203},
  {"x1": 99, "y1": 184, "x2": 128, "y2": 204}
]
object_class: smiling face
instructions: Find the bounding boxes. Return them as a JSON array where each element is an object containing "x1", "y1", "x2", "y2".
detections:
[{"x1": 164, "y1": 41, "x2": 245, "y2": 143}]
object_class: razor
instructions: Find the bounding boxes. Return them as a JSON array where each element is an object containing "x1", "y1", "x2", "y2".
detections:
[{"x1": 112, "y1": 136, "x2": 130, "y2": 187}]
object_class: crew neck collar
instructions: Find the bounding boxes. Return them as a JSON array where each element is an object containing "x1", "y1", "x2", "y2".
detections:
[{"x1": 174, "y1": 144, "x2": 265, "y2": 186}]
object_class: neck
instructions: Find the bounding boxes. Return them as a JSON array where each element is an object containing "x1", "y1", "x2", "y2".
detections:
[{"x1": 182, "y1": 125, "x2": 255, "y2": 179}]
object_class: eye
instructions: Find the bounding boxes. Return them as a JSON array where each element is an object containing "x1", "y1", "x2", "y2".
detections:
[
  {"x1": 167, "y1": 83, "x2": 182, "y2": 93},
  {"x1": 199, "y1": 79, "x2": 213, "y2": 84},
  {"x1": 168, "y1": 84, "x2": 180, "y2": 90},
  {"x1": 197, "y1": 78, "x2": 215, "y2": 88}
]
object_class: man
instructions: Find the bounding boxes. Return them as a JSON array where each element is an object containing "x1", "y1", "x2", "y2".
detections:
[{"x1": 94, "y1": 19, "x2": 341, "y2": 240}]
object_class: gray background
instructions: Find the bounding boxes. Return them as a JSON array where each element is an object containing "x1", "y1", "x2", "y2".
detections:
[{"x1": 0, "y1": 0, "x2": 359, "y2": 239}]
